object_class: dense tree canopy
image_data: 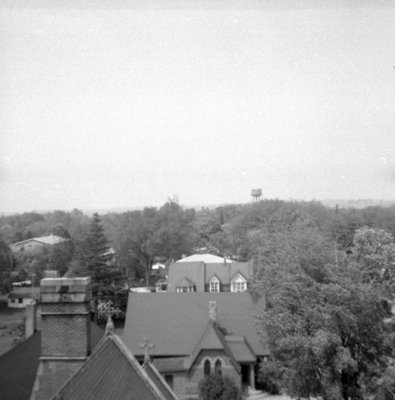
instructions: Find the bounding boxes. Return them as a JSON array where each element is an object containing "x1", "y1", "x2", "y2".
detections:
[{"x1": 253, "y1": 225, "x2": 395, "y2": 400}]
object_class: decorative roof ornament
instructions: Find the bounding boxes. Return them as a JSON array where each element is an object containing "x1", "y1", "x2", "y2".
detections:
[
  {"x1": 98, "y1": 300, "x2": 120, "y2": 336},
  {"x1": 139, "y1": 337, "x2": 154, "y2": 366}
]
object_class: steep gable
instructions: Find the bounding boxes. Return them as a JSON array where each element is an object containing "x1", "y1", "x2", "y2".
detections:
[{"x1": 51, "y1": 335, "x2": 168, "y2": 400}]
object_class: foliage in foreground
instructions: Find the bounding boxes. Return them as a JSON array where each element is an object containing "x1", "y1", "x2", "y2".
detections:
[
  {"x1": 199, "y1": 374, "x2": 240, "y2": 400},
  {"x1": 253, "y1": 226, "x2": 395, "y2": 400}
]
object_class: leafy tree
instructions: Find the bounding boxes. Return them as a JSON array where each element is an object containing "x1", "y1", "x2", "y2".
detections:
[
  {"x1": 199, "y1": 374, "x2": 239, "y2": 400},
  {"x1": 48, "y1": 240, "x2": 75, "y2": 276},
  {"x1": 51, "y1": 223, "x2": 71, "y2": 239},
  {"x1": 121, "y1": 201, "x2": 194, "y2": 285},
  {"x1": 352, "y1": 226, "x2": 395, "y2": 284},
  {"x1": 0, "y1": 240, "x2": 14, "y2": 293},
  {"x1": 253, "y1": 226, "x2": 395, "y2": 400}
]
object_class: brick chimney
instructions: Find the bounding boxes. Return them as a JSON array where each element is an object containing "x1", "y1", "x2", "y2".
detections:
[
  {"x1": 30, "y1": 277, "x2": 91, "y2": 400},
  {"x1": 209, "y1": 301, "x2": 217, "y2": 322}
]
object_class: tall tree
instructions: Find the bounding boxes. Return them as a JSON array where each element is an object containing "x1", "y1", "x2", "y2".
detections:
[
  {"x1": 83, "y1": 213, "x2": 111, "y2": 286},
  {"x1": 253, "y1": 227, "x2": 395, "y2": 400}
]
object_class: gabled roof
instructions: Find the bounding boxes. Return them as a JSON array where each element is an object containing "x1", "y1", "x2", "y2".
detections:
[
  {"x1": 143, "y1": 362, "x2": 179, "y2": 400},
  {"x1": 205, "y1": 261, "x2": 252, "y2": 285},
  {"x1": 225, "y1": 336, "x2": 256, "y2": 363},
  {"x1": 187, "y1": 320, "x2": 240, "y2": 374},
  {"x1": 230, "y1": 272, "x2": 248, "y2": 283},
  {"x1": 0, "y1": 322, "x2": 104, "y2": 400},
  {"x1": 167, "y1": 261, "x2": 205, "y2": 292},
  {"x1": 51, "y1": 334, "x2": 168, "y2": 400},
  {"x1": 208, "y1": 274, "x2": 220, "y2": 283},
  {"x1": 175, "y1": 277, "x2": 195, "y2": 287},
  {"x1": 177, "y1": 254, "x2": 232, "y2": 264},
  {"x1": 122, "y1": 292, "x2": 269, "y2": 358}
]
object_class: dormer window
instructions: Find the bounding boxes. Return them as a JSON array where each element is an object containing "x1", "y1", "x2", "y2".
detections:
[
  {"x1": 230, "y1": 273, "x2": 247, "y2": 293},
  {"x1": 209, "y1": 276, "x2": 221, "y2": 293},
  {"x1": 176, "y1": 277, "x2": 196, "y2": 293}
]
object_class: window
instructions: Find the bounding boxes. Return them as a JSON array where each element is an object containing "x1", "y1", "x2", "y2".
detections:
[
  {"x1": 215, "y1": 359, "x2": 222, "y2": 376},
  {"x1": 176, "y1": 286, "x2": 195, "y2": 293},
  {"x1": 164, "y1": 375, "x2": 174, "y2": 389},
  {"x1": 18, "y1": 298, "x2": 23, "y2": 304},
  {"x1": 209, "y1": 277, "x2": 220, "y2": 292},
  {"x1": 204, "y1": 359, "x2": 211, "y2": 377},
  {"x1": 231, "y1": 274, "x2": 247, "y2": 293}
]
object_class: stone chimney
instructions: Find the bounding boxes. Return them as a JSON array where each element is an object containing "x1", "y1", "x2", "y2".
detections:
[
  {"x1": 209, "y1": 301, "x2": 217, "y2": 322},
  {"x1": 25, "y1": 302, "x2": 36, "y2": 339},
  {"x1": 30, "y1": 277, "x2": 91, "y2": 400}
]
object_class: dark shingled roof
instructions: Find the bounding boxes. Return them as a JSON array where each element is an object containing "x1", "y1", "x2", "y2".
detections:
[
  {"x1": 167, "y1": 261, "x2": 205, "y2": 292},
  {"x1": 0, "y1": 322, "x2": 104, "y2": 400},
  {"x1": 205, "y1": 261, "x2": 252, "y2": 284},
  {"x1": 143, "y1": 362, "x2": 179, "y2": 400},
  {"x1": 225, "y1": 336, "x2": 256, "y2": 363},
  {"x1": 122, "y1": 292, "x2": 268, "y2": 358},
  {"x1": 152, "y1": 357, "x2": 189, "y2": 372},
  {"x1": 52, "y1": 334, "x2": 168, "y2": 400}
]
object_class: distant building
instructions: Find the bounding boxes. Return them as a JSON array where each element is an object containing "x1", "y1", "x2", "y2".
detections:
[
  {"x1": 166, "y1": 254, "x2": 252, "y2": 293},
  {"x1": 8, "y1": 287, "x2": 40, "y2": 308},
  {"x1": 10, "y1": 235, "x2": 69, "y2": 254}
]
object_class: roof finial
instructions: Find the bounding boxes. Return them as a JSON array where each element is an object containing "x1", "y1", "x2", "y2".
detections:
[
  {"x1": 139, "y1": 337, "x2": 154, "y2": 366},
  {"x1": 105, "y1": 314, "x2": 115, "y2": 335},
  {"x1": 97, "y1": 300, "x2": 120, "y2": 336}
]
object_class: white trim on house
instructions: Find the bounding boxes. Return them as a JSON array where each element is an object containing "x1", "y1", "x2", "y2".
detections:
[
  {"x1": 208, "y1": 276, "x2": 221, "y2": 293},
  {"x1": 230, "y1": 273, "x2": 248, "y2": 293}
]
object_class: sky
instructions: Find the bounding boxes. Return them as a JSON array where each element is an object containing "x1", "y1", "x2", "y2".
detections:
[{"x1": 1, "y1": 0, "x2": 395, "y2": 213}]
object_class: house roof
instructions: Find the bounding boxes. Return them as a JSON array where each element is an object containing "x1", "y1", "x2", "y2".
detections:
[
  {"x1": 51, "y1": 334, "x2": 168, "y2": 400},
  {"x1": 9, "y1": 287, "x2": 40, "y2": 299},
  {"x1": 177, "y1": 254, "x2": 232, "y2": 264},
  {"x1": 122, "y1": 292, "x2": 269, "y2": 358},
  {"x1": 225, "y1": 336, "x2": 256, "y2": 363},
  {"x1": 10, "y1": 235, "x2": 68, "y2": 249},
  {"x1": 175, "y1": 277, "x2": 195, "y2": 287},
  {"x1": 143, "y1": 362, "x2": 179, "y2": 400},
  {"x1": 187, "y1": 320, "x2": 240, "y2": 374},
  {"x1": 152, "y1": 357, "x2": 189, "y2": 373},
  {"x1": 0, "y1": 322, "x2": 104, "y2": 400},
  {"x1": 167, "y1": 261, "x2": 205, "y2": 292},
  {"x1": 205, "y1": 261, "x2": 252, "y2": 285}
]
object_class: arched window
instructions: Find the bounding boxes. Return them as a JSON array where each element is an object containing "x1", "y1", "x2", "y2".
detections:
[
  {"x1": 215, "y1": 359, "x2": 222, "y2": 376},
  {"x1": 204, "y1": 359, "x2": 211, "y2": 376}
]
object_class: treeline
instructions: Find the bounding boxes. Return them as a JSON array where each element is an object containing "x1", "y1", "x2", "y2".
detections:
[{"x1": 2, "y1": 200, "x2": 395, "y2": 284}]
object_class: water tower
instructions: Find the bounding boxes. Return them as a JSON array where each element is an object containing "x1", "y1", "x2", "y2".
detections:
[{"x1": 251, "y1": 188, "x2": 262, "y2": 203}]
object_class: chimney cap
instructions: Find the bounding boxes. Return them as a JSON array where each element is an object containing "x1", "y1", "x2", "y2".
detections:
[{"x1": 40, "y1": 277, "x2": 91, "y2": 302}]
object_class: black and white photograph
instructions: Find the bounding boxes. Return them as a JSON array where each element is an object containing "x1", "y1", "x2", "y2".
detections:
[{"x1": 1, "y1": 1, "x2": 395, "y2": 399}]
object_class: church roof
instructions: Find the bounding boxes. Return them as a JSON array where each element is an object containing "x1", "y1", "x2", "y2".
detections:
[
  {"x1": 225, "y1": 336, "x2": 256, "y2": 363},
  {"x1": 0, "y1": 322, "x2": 104, "y2": 400},
  {"x1": 143, "y1": 362, "x2": 179, "y2": 400},
  {"x1": 122, "y1": 292, "x2": 268, "y2": 358},
  {"x1": 51, "y1": 334, "x2": 169, "y2": 400},
  {"x1": 187, "y1": 320, "x2": 240, "y2": 373}
]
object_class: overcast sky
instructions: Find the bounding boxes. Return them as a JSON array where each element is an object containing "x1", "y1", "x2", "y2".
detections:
[{"x1": 1, "y1": 0, "x2": 395, "y2": 213}]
